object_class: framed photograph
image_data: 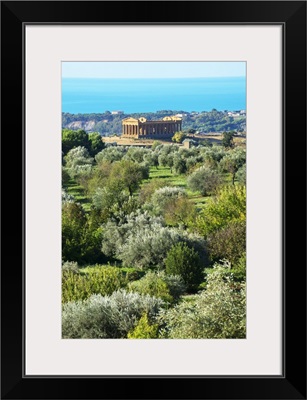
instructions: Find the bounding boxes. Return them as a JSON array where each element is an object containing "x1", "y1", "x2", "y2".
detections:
[{"x1": 1, "y1": 1, "x2": 306, "y2": 399}]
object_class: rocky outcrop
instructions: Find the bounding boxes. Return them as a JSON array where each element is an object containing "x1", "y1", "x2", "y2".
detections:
[{"x1": 66, "y1": 120, "x2": 96, "y2": 131}]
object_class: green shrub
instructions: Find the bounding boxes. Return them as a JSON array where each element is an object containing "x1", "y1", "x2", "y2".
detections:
[
  {"x1": 62, "y1": 266, "x2": 127, "y2": 303},
  {"x1": 162, "y1": 273, "x2": 187, "y2": 299},
  {"x1": 129, "y1": 271, "x2": 186, "y2": 303},
  {"x1": 62, "y1": 202, "x2": 87, "y2": 263},
  {"x1": 128, "y1": 271, "x2": 173, "y2": 303},
  {"x1": 62, "y1": 202, "x2": 105, "y2": 265},
  {"x1": 204, "y1": 257, "x2": 246, "y2": 284},
  {"x1": 164, "y1": 197, "x2": 197, "y2": 229},
  {"x1": 62, "y1": 290, "x2": 164, "y2": 338},
  {"x1": 62, "y1": 261, "x2": 79, "y2": 274},
  {"x1": 231, "y1": 252, "x2": 246, "y2": 281},
  {"x1": 160, "y1": 262, "x2": 246, "y2": 339},
  {"x1": 138, "y1": 179, "x2": 168, "y2": 205},
  {"x1": 120, "y1": 267, "x2": 146, "y2": 282},
  {"x1": 236, "y1": 164, "x2": 246, "y2": 185},
  {"x1": 206, "y1": 220, "x2": 246, "y2": 264},
  {"x1": 149, "y1": 186, "x2": 186, "y2": 216},
  {"x1": 127, "y1": 313, "x2": 160, "y2": 339},
  {"x1": 165, "y1": 242, "x2": 204, "y2": 291},
  {"x1": 194, "y1": 185, "x2": 246, "y2": 237}
]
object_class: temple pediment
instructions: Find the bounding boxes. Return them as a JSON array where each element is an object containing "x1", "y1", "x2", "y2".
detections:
[
  {"x1": 163, "y1": 116, "x2": 182, "y2": 121},
  {"x1": 122, "y1": 117, "x2": 139, "y2": 122}
]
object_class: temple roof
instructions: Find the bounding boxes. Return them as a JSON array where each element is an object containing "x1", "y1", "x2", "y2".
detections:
[{"x1": 122, "y1": 116, "x2": 182, "y2": 123}]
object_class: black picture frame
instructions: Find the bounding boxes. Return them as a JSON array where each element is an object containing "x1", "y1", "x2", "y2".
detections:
[{"x1": 1, "y1": 1, "x2": 306, "y2": 399}]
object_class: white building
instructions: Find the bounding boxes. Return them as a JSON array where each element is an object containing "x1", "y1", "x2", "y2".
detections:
[{"x1": 111, "y1": 111, "x2": 124, "y2": 115}]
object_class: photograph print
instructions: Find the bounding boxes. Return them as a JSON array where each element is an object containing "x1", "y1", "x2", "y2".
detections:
[{"x1": 61, "y1": 61, "x2": 246, "y2": 339}]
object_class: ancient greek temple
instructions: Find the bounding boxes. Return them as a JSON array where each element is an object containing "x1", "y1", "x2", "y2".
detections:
[{"x1": 122, "y1": 116, "x2": 182, "y2": 139}]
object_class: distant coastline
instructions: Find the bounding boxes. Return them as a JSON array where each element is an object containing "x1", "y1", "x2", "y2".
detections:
[{"x1": 62, "y1": 109, "x2": 246, "y2": 136}]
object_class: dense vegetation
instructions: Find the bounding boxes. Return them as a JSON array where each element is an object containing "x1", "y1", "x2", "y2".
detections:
[
  {"x1": 62, "y1": 128, "x2": 246, "y2": 339},
  {"x1": 62, "y1": 109, "x2": 246, "y2": 135}
]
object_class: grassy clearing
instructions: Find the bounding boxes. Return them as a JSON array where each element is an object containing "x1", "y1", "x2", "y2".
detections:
[
  {"x1": 148, "y1": 166, "x2": 186, "y2": 187},
  {"x1": 65, "y1": 179, "x2": 91, "y2": 212},
  {"x1": 148, "y1": 166, "x2": 208, "y2": 208},
  {"x1": 63, "y1": 168, "x2": 234, "y2": 213}
]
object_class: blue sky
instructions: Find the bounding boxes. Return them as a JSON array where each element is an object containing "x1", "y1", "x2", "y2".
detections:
[{"x1": 62, "y1": 62, "x2": 246, "y2": 79}]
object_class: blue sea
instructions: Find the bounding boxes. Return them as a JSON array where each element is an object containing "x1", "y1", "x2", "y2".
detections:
[{"x1": 62, "y1": 77, "x2": 246, "y2": 114}]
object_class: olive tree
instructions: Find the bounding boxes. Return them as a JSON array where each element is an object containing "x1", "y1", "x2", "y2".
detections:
[
  {"x1": 64, "y1": 146, "x2": 93, "y2": 180},
  {"x1": 187, "y1": 165, "x2": 222, "y2": 196},
  {"x1": 219, "y1": 147, "x2": 246, "y2": 185}
]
